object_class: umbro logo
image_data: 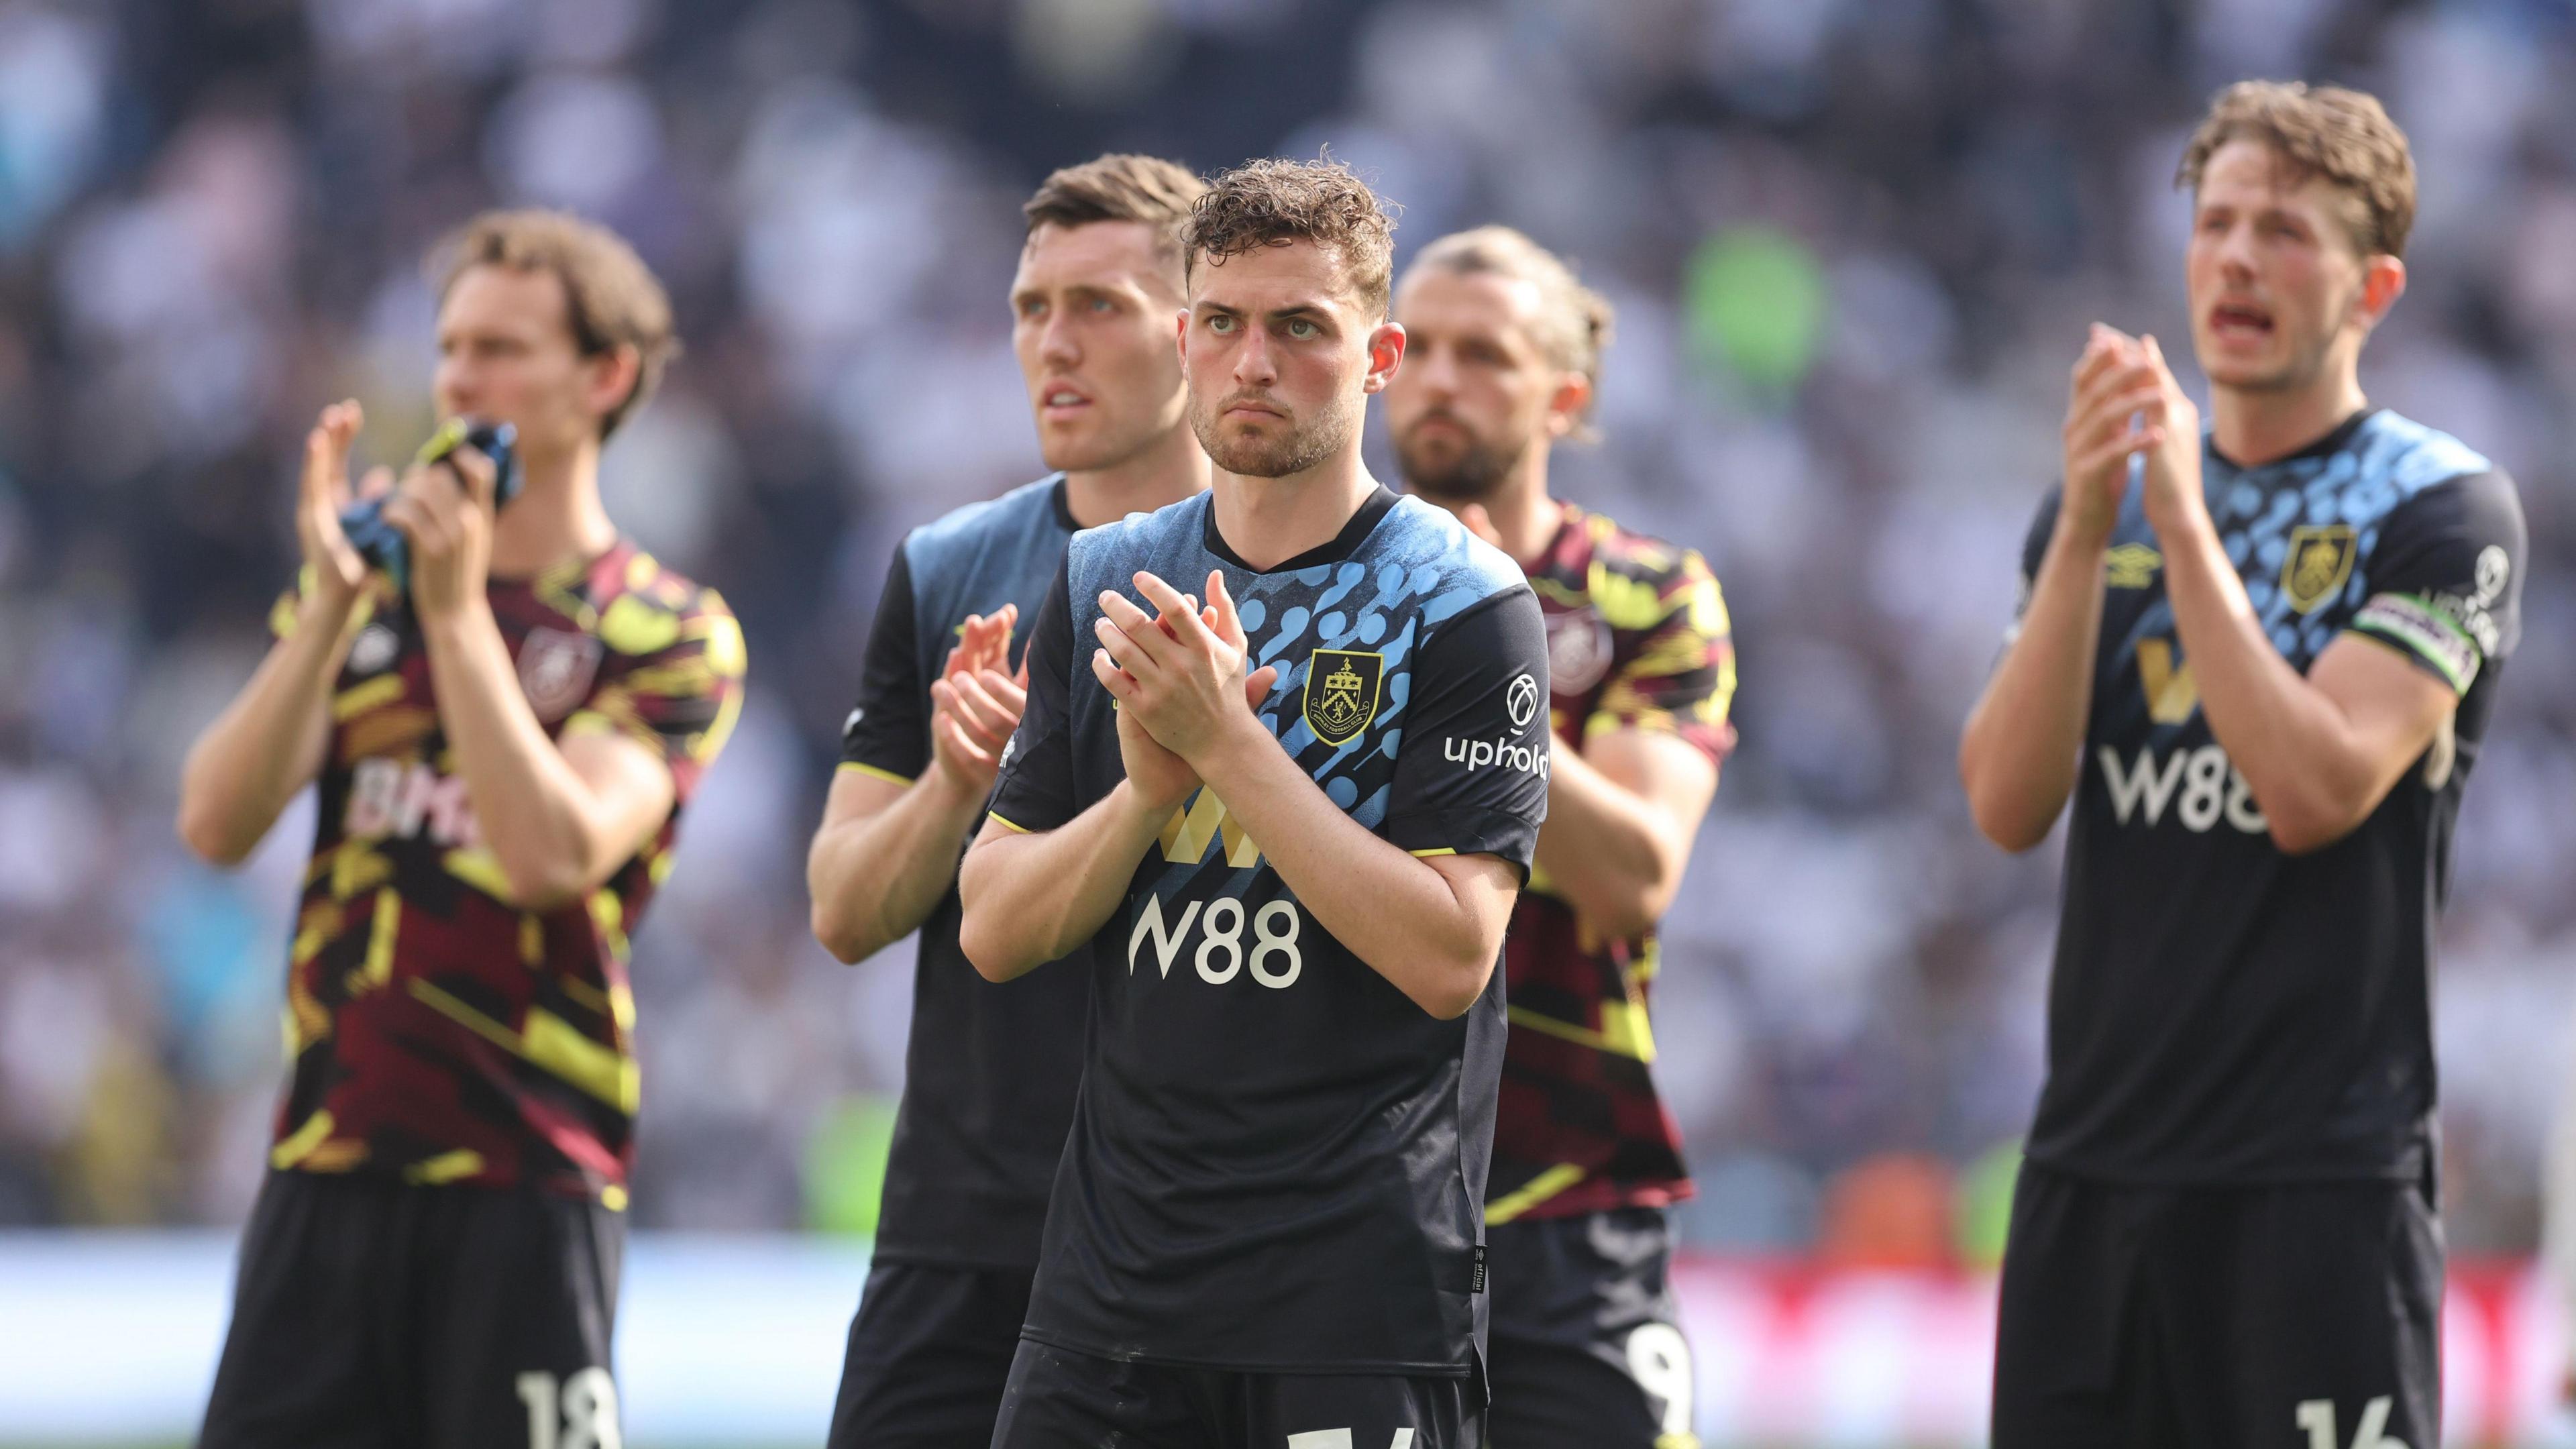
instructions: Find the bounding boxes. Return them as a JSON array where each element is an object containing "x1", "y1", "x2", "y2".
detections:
[{"x1": 2104, "y1": 543, "x2": 2161, "y2": 589}]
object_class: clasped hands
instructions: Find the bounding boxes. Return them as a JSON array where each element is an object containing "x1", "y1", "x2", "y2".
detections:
[
  {"x1": 2059, "y1": 323, "x2": 2208, "y2": 547},
  {"x1": 929, "y1": 606, "x2": 1028, "y2": 795},
  {"x1": 1092, "y1": 570, "x2": 1281, "y2": 814}
]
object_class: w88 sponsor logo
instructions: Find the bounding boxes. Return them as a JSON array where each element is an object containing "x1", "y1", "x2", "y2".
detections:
[{"x1": 2097, "y1": 745, "x2": 2267, "y2": 834}]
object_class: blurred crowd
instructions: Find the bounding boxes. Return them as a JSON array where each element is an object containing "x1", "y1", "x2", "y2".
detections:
[{"x1": 3, "y1": 0, "x2": 2572, "y2": 1260}]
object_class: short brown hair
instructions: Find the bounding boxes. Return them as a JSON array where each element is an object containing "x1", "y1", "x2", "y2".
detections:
[
  {"x1": 432, "y1": 209, "x2": 678, "y2": 440},
  {"x1": 1406, "y1": 227, "x2": 1615, "y2": 431},
  {"x1": 2176, "y1": 80, "x2": 2417, "y2": 260},
  {"x1": 1022, "y1": 154, "x2": 1206, "y2": 279},
  {"x1": 1182, "y1": 156, "x2": 1398, "y2": 317}
]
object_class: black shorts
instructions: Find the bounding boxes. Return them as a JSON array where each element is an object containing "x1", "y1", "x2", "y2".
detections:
[
  {"x1": 1484, "y1": 1207, "x2": 1696, "y2": 1449},
  {"x1": 199, "y1": 1169, "x2": 624, "y2": 1449},
  {"x1": 1992, "y1": 1161, "x2": 2441, "y2": 1449},
  {"x1": 828, "y1": 1258, "x2": 1036, "y2": 1449},
  {"x1": 991, "y1": 1339, "x2": 1483, "y2": 1449}
]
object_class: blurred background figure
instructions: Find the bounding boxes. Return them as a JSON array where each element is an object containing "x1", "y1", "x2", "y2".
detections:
[{"x1": 2, "y1": 0, "x2": 2573, "y2": 1440}]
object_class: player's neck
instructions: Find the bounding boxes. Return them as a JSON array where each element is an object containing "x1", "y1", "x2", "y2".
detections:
[
  {"x1": 490, "y1": 439, "x2": 619, "y2": 580},
  {"x1": 1063, "y1": 425, "x2": 1210, "y2": 530},
  {"x1": 1210, "y1": 447, "x2": 1378, "y2": 571},
  {"x1": 2210, "y1": 368, "x2": 2369, "y2": 468},
  {"x1": 1420, "y1": 461, "x2": 1559, "y2": 566}
]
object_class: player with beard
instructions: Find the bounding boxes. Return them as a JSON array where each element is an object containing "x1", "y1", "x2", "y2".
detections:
[
  {"x1": 959, "y1": 158, "x2": 1551, "y2": 1448},
  {"x1": 1388, "y1": 227, "x2": 1732, "y2": 1449},
  {"x1": 806, "y1": 154, "x2": 1209, "y2": 1448},
  {"x1": 1963, "y1": 83, "x2": 2527, "y2": 1448},
  {"x1": 180, "y1": 211, "x2": 741, "y2": 1448}
]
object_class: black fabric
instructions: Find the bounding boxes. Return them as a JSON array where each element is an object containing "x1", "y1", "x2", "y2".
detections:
[
  {"x1": 199, "y1": 1171, "x2": 623, "y2": 1449},
  {"x1": 1200, "y1": 483, "x2": 1401, "y2": 572},
  {"x1": 2016, "y1": 411, "x2": 2528, "y2": 1184},
  {"x1": 841, "y1": 476, "x2": 1089, "y2": 1271},
  {"x1": 991, "y1": 1338, "x2": 1485, "y2": 1449},
  {"x1": 990, "y1": 490, "x2": 1547, "y2": 1376},
  {"x1": 1377, "y1": 590, "x2": 1553, "y2": 882},
  {"x1": 827, "y1": 1260, "x2": 1034, "y2": 1449},
  {"x1": 1484, "y1": 1208, "x2": 1695, "y2": 1449},
  {"x1": 1991, "y1": 1161, "x2": 2440, "y2": 1449},
  {"x1": 840, "y1": 546, "x2": 929, "y2": 782}
]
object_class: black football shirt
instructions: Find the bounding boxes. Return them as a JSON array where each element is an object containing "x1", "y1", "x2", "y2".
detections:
[
  {"x1": 838, "y1": 475, "x2": 1088, "y2": 1269},
  {"x1": 987, "y1": 486, "x2": 1552, "y2": 1375},
  {"x1": 2016, "y1": 410, "x2": 2527, "y2": 1185}
]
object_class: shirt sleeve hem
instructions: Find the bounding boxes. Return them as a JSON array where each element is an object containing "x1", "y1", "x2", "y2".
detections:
[{"x1": 2347, "y1": 592, "x2": 2481, "y2": 695}]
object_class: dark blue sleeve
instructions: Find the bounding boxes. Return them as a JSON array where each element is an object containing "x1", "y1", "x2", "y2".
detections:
[
  {"x1": 1381, "y1": 585, "x2": 1552, "y2": 879},
  {"x1": 839, "y1": 545, "x2": 930, "y2": 782},
  {"x1": 2348, "y1": 470, "x2": 2527, "y2": 695}
]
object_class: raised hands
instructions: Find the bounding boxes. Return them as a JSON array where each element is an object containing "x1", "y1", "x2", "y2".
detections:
[
  {"x1": 297, "y1": 400, "x2": 394, "y2": 609},
  {"x1": 1091, "y1": 569, "x2": 1280, "y2": 812},
  {"x1": 2061, "y1": 325, "x2": 2206, "y2": 547},
  {"x1": 380, "y1": 436, "x2": 500, "y2": 618},
  {"x1": 928, "y1": 604, "x2": 1027, "y2": 794},
  {"x1": 2131, "y1": 333, "x2": 2206, "y2": 537},
  {"x1": 2059, "y1": 326, "x2": 2164, "y2": 547}
]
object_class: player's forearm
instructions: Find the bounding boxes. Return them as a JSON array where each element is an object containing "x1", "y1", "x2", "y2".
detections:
[
  {"x1": 1960, "y1": 523, "x2": 2109, "y2": 851},
  {"x1": 177, "y1": 591, "x2": 360, "y2": 865},
  {"x1": 2159, "y1": 517, "x2": 2383, "y2": 849},
  {"x1": 420, "y1": 602, "x2": 629, "y2": 908},
  {"x1": 1529, "y1": 745, "x2": 1690, "y2": 939},
  {"x1": 807, "y1": 769, "x2": 985, "y2": 963},
  {"x1": 958, "y1": 782, "x2": 1166, "y2": 981},
  {"x1": 1197, "y1": 732, "x2": 1505, "y2": 1020}
]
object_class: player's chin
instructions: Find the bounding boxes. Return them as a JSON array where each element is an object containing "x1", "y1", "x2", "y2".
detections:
[
  {"x1": 1040, "y1": 425, "x2": 1130, "y2": 475},
  {"x1": 2201, "y1": 354, "x2": 2294, "y2": 393},
  {"x1": 1207, "y1": 431, "x2": 1298, "y2": 478}
]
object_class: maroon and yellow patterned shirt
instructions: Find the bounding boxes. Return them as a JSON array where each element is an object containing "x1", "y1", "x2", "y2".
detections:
[
  {"x1": 1488, "y1": 502, "x2": 1735, "y2": 1224},
  {"x1": 264, "y1": 539, "x2": 744, "y2": 1205}
]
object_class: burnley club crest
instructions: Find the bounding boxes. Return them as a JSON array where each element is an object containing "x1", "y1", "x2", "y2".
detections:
[{"x1": 1303, "y1": 648, "x2": 1384, "y2": 746}]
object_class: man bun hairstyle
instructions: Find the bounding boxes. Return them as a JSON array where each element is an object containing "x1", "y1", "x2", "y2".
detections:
[
  {"x1": 2176, "y1": 80, "x2": 2418, "y2": 261},
  {"x1": 1182, "y1": 155, "x2": 1399, "y2": 317},
  {"x1": 433, "y1": 209, "x2": 678, "y2": 441},
  {"x1": 1407, "y1": 226, "x2": 1615, "y2": 436},
  {"x1": 1022, "y1": 154, "x2": 1208, "y2": 280}
]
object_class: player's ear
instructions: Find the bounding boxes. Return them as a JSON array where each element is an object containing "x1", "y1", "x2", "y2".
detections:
[
  {"x1": 586, "y1": 343, "x2": 641, "y2": 426},
  {"x1": 1362, "y1": 321, "x2": 1406, "y2": 395},
  {"x1": 2355, "y1": 254, "x2": 2406, "y2": 335},
  {"x1": 1545, "y1": 372, "x2": 1592, "y2": 440}
]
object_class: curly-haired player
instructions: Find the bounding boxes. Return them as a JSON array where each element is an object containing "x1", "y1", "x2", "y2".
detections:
[{"x1": 961, "y1": 157, "x2": 1550, "y2": 1449}]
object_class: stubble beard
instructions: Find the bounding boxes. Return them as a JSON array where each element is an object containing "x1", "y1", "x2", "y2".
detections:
[
  {"x1": 1395, "y1": 419, "x2": 1525, "y2": 503},
  {"x1": 1190, "y1": 392, "x2": 1354, "y2": 478}
]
